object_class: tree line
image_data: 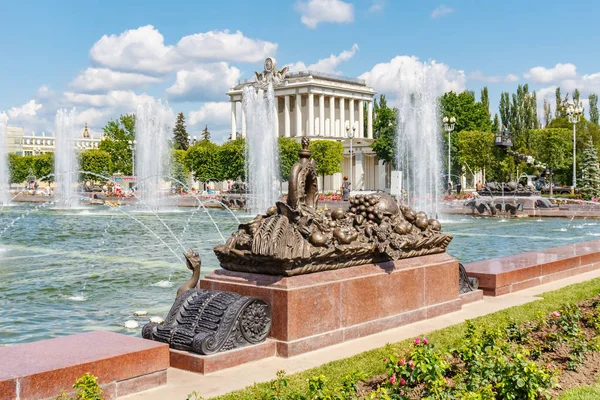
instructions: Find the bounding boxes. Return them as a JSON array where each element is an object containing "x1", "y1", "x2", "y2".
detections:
[
  {"x1": 370, "y1": 85, "x2": 600, "y2": 199},
  {"x1": 8, "y1": 112, "x2": 345, "y2": 189}
]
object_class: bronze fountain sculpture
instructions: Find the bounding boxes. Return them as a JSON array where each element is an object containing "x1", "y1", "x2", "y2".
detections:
[
  {"x1": 142, "y1": 249, "x2": 272, "y2": 355},
  {"x1": 214, "y1": 137, "x2": 453, "y2": 276}
]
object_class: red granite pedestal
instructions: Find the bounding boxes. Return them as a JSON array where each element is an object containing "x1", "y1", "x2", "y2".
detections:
[
  {"x1": 0, "y1": 331, "x2": 169, "y2": 400},
  {"x1": 464, "y1": 239, "x2": 600, "y2": 296},
  {"x1": 201, "y1": 253, "x2": 460, "y2": 357}
]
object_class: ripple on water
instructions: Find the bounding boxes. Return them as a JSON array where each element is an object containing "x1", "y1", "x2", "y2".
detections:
[
  {"x1": 62, "y1": 294, "x2": 87, "y2": 302},
  {"x1": 152, "y1": 280, "x2": 174, "y2": 288}
]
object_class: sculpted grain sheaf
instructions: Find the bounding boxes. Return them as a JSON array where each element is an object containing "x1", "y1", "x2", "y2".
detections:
[{"x1": 214, "y1": 137, "x2": 453, "y2": 276}]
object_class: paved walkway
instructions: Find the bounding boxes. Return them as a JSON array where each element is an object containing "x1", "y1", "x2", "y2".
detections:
[{"x1": 121, "y1": 269, "x2": 600, "y2": 400}]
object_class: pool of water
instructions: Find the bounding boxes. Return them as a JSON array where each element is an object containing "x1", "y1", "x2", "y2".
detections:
[{"x1": 1, "y1": 204, "x2": 599, "y2": 345}]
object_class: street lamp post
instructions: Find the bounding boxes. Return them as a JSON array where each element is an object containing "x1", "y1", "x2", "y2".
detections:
[
  {"x1": 128, "y1": 140, "x2": 137, "y2": 177},
  {"x1": 345, "y1": 120, "x2": 357, "y2": 187},
  {"x1": 566, "y1": 103, "x2": 584, "y2": 190},
  {"x1": 443, "y1": 116, "x2": 456, "y2": 185}
]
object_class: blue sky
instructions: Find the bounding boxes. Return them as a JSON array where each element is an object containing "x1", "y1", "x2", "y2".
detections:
[{"x1": 1, "y1": 0, "x2": 599, "y2": 141}]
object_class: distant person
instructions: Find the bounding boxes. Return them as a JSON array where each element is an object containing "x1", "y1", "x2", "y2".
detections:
[
  {"x1": 447, "y1": 181, "x2": 453, "y2": 195},
  {"x1": 476, "y1": 181, "x2": 483, "y2": 192},
  {"x1": 341, "y1": 176, "x2": 351, "y2": 201},
  {"x1": 456, "y1": 182, "x2": 462, "y2": 194}
]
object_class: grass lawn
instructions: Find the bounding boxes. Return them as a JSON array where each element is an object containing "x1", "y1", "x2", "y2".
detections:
[
  {"x1": 209, "y1": 277, "x2": 600, "y2": 399},
  {"x1": 559, "y1": 379, "x2": 600, "y2": 399}
]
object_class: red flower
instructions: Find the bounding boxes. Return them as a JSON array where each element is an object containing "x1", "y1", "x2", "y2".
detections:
[
  {"x1": 400, "y1": 378, "x2": 406, "y2": 386},
  {"x1": 389, "y1": 374, "x2": 397, "y2": 384},
  {"x1": 423, "y1": 337, "x2": 429, "y2": 345},
  {"x1": 414, "y1": 337, "x2": 421, "y2": 345}
]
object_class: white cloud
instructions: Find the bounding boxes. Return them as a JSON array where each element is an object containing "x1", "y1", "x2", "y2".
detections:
[
  {"x1": 175, "y1": 30, "x2": 278, "y2": 64},
  {"x1": 288, "y1": 44, "x2": 359, "y2": 74},
  {"x1": 524, "y1": 63, "x2": 577, "y2": 83},
  {"x1": 7, "y1": 100, "x2": 42, "y2": 119},
  {"x1": 295, "y1": 0, "x2": 354, "y2": 29},
  {"x1": 90, "y1": 25, "x2": 277, "y2": 75},
  {"x1": 166, "y1": 63, "x2": 241, "y2": 101},
  {"x1": 369, "y1": 0, "x2": 385, "y2": 13},
  {"x1": 359, "y1": 56, "x2": 466, "y2": 102},
  {"x1": 63, "y1": 90, "x2": 157, "y2": 110},
  {"x1": 431, "y1": 5, "x2": 454, "y2": 18},
  {"x1": 75, "y1": 107, "x2": 113, "y2": 127},
  {"x1": 468, "y1": 71, "x2": 519, "y2": 83},
  {"x1": 188, "y1": 102, "x2": 231, "y2": 127},
  {"x1": 70, "y1": 68, "x2": 163, "y2": 92}
]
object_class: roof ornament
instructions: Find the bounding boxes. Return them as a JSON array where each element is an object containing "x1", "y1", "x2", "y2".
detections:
[{"x1": 254, "y1": 57, "x2": 289, "y2": 90}]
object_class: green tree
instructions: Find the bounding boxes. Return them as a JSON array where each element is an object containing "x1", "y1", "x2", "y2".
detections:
[
  {"x1": 219, "y1": 138, "x2": 246, "y2": 181},
  {"x1": 33, "y1": 153, "x2": 54, "y2": 181},
  {"x1": 309, "y1": 140, "x2": 343, "y2": 184},
  {"x1": 573, "y1": 88, "x2": 581, "y2": 105},
  {"x1": 555, "y1": 87, "x2": 563, "y2": 118},
  {"x1": 499, "y1": 92, "x2": 511, "y2": 128},
  {"x1": 579, "y1": 138, "x2": 600, "y2": 200},
  {"x1": 78, "y1": 149, "x2": 112, "y2": 180},
  {"x1": 278, "y1": 137, "x2": 301, "y2": 181},
  {"x1": 589, "y1": 93, "x2": 599, "y2": 125},
  {"x1": 480, "y1": 86, "x2": 491, "y2": 121},
  {"x1": 371, "y1": 94, "x2": 398, "y2": 165},
  {"x1": 543, "y1": 99, "x2": 553, "y2": 127},
  {"x1": 99, "y1": 114, "x2": 135, "y2": 175},
  {"x1": 184, "y1": 140, "x2": 222, "y2": 183},
  {"x1": 530, "y1": 128, "x2": 572, "y2": 194},
  {"x1": 171, "y1": 149, "x2": 189, "y2": 189},
  {"x1": 456, "y1": 131, "x2": 495, "y2": 181},
  {"x1": 492, "y1": 114, "x2": 500, "y2": 133},
  {"x1": 172, "y1": 112, "x2": 189, "y2": 150},
  {"x1": 8, "y1": 154, "x2": 30, "y2": 183},
  {"x1": 201, "y1": 125, "x2": 210, "y2": 142},
  {"x1": 440, "y1": 91, "x2": 491, "y2": 133}
]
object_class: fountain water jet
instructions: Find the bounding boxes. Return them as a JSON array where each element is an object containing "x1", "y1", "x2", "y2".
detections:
[
  {"x1": 135, "y1": 101, "x2": 173, "y2": 211},
  {"x1": 395, "y1": 61, "x2": 450, "y2": 216},
  {"x1": 0, "y1": 113, "x2": 8, "y2": 205},
  {"x1": 54, "y1": 109, "x2": 78, "y2": 208},
  {"x1": 242, "y1": 84, "x2": 280, "y2": 214}
]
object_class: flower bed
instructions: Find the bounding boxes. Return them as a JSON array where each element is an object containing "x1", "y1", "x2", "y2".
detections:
[{"x1": 207, "y1": 289, "x2": 600, "y2": 399}]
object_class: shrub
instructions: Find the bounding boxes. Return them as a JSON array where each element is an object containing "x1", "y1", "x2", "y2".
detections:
[{"x1": 54, "y1": 373, "x2": 103, "y2": 400}]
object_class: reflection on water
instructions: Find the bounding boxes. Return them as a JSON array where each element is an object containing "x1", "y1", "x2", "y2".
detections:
[{"x1": 2, "y1": 207, "x2": 600, "y2": 345}]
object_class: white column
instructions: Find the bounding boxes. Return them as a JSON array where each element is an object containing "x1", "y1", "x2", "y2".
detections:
[
  {"x1": 329, "y1": 96, "x2": 335, "y2": 138},
  {"x1": 355, "y1": 152, "x2": 364, "y2": 190},
  {"x1": 349, "y1": 99, "x2": 355, "y2": 133},
  {"x1": 367, "y1": 100, "x2": 373, "y2": 139},
  {"x1": 231, "y1": 101, "x2": 237, "y2": 140},
  {"x1": 295, "y1": 93, "x2": 302, "y2": 136},
  {"x1": 284, "y1": 95, "x2": 291, "y2": 137},
  {"x1": 319, "y1": 94, "x2": 325, "y2": 137},
  {"x1": 339, "y1": 97, "x2": 345, "y2": 137},
  {"x1": 358, "y1": 100, "x2": 364, "y2": 138},
  {"x1": 308, "y1": 92, "x2": 315, "y2": 137},
  {"x1": 241, "y1": 106, "x2": 247, "y2": 138},
  {"x1": 274, "y1": 96, "x2": 279, "y2": 137}
]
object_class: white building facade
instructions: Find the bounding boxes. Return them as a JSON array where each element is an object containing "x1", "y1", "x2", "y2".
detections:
[
  {"x1": 5, "y1": 123, "x2": 101, "y2": 156},
  {"x1": 227, "y1": 61, "x2": 388, "y2": 192}
]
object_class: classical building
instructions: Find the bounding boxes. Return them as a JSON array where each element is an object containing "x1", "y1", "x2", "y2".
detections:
[
  {"x1": 226, "y1": 58, "x2": 388, "y2": 192},
  {"x1": 5, "y1": 123, "x2": 101, "y2": 156}
]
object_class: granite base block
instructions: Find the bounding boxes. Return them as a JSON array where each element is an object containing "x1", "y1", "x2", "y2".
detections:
[
  {"x1": 202, "y1": 253, "x2": 461, "y2": 357},
  {"x1": 170, "y1": 340, "x2": 276, "y2": 374},
  {"x1": 464, "y1": 239, "x2": 600, "y2": 296},
  {"x1": 0, "y1": 331, "x2": 169, "y2": 400}
]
